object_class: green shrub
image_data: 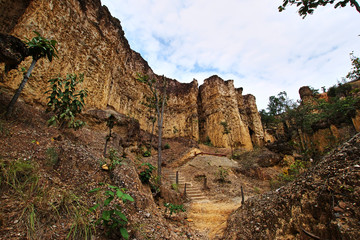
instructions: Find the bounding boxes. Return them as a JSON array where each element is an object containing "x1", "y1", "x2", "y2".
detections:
[
  {"x1": 164, "y1": 143, "x2": 170, "y2": 149},
  {"x1": 150, "y1": 175, "x2": 161, "y2": 196},
  {"x1": 45, "y1": 73, "x2": 88, "y2": 130},
  {"x1": 108, "y1": 148, "x2": 122, "y2": 169},
  {"x1": 143, "y1": 150, "x2": 151, "y2": 157},
  {"x1": 164, "y1": 203, "x2": 186, "y2": 217},
  {"x1": 88, "y1": 184, "x2": 134, "y2": 239},
  {"x1": 171, "y1": 183, "x2": 179, "y2": 192},
  {"x1": 215, "y1": 166, "x2": 229, "y2": 183},
  {"x1": 139, "y1": 163, "x2": 156, "y2": 184}
]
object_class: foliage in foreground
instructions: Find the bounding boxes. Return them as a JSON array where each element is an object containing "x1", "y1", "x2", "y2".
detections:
[
  {"x1": 46, "y1": 73, "x2": 88, "y2": 130},
  {"x1": 278, "y1": 0, "x2": 360, "y2": 18},
  {"x1": 89, "y1": 183, "x2": 134, "y2": 240},
  {"x1": 6, "y1": 31, "x2": 58, "y2": 118},
  {"x1": 0, "y1": 158, "x2": 93, "y2": 239}
]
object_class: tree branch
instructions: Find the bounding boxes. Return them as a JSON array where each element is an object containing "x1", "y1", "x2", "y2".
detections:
[{"x1": 349, "y1": 0, "x2": 360, "y2": 13}]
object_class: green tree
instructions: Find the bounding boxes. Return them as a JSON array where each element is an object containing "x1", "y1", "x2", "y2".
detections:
[
  {"x1": 267, "y1": 91, "x2": 294, "y2": 116},
  {"x1": 279, "y1": 0, "x2": 360, "y2": 18},
  {"x1": 6, "y1": 31, "x2": 58, "y2": 118},
  {"x1": 137, "y1": 74, "x2": 168, "y2": 185},
  {"x1": 346, "y1": 52, "x2": 360, "y2": 82}
]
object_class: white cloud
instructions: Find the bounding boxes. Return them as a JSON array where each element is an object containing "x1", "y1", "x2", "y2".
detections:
[{"x1": 101, "y1": 0, "x2": 360, "y2": 110}]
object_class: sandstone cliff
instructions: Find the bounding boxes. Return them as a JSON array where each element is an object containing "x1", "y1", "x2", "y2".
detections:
[{"x1": 0, "y1": 0, "x2": 264, "y2": 150}]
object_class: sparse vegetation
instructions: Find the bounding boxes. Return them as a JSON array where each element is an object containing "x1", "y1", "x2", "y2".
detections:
[
  {"x1": 0, "y1": 158, "x2": 93, "y2": 239},
  {"x1": 46, "y1": 73, "x2": 88, "y2": 130},
  {"x1": 220, "y1": 120, "x2": 233, "y2": 156},
  {"x1": 204, "y1": 136, "x2": 213, "y2": 146},
  {"x1": 215, "y1": 166, "x2": 229, "y2": 183},
  {"x1": 164, "y1": 203, "x2": 186, "y2": 218},
  {"x1": 137, "y1": 74, "x2": 168, "y2": 184},
  {"x1": 46, "y1": 147, "x2": 59, "y2": 166},
  {"x1": 139, "y1": 162, "x2": 156, "y2": 184},
  {"x1": 171, "y1": 183, "x2": 179, "y2": 192},
  {"x1": 88, "y1": 183, "x2": 134, "y2": 239},
  {"x1": 143, "y1": 150, "x2": 151, "y2": 157},
  {"x1": 164, "y1": 143, "x2": 170, "y2": 149},
  {"x1": 270, "y1": 160, "x2": 306, "y2": 189}
]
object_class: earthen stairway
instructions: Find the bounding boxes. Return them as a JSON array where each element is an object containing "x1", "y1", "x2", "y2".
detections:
[{"x1": 164, "y1": 169, "x2": 207, "y2": 202}]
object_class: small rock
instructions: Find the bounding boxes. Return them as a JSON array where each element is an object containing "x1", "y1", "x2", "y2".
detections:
[
  {"x1": 338, "y1": 201, "x2": 346, "y2": 209},
  {"x1": 101, "y1": 164, "x2": 109, "y2": 170},
  {"x1": 333, "y1": 206, "x2": 343, "y2": 212}
]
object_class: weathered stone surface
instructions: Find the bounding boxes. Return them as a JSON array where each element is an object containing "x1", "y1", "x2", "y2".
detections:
[
  {"x1": 198, "y1": 75, "x2": 253, "y2": 150},
  {"x1": 0, "y1": 33, "x2": 29, "y2": 72},
  {"x1": 241, "y1": 94, "x2": 265, "y2": 147},
  {"x1": 0, "y1": 0, "x2": 262, "y2": 150},
  {"x1": 224, "y1": 132, "x2": 360, "y2": 240}
]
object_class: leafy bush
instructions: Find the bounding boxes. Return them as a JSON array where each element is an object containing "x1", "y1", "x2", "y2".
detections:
[
  {"x1": 164, "y1": 143, "x2": 170, "y2": 149},
  {"x1": 143, "y1": 150, "x2": 151, "y2": 157},
  {"x1": 270, "y1": 160, "x2": 306, "y2": 190},
  {"x1": 215, "y1": 166, "x2": 229, "y2": 183},
  {"x1": 89, "y1": 184, "x2": 134, "y2": 239},
  {"x1": 108, "y1": 148, "x2": 122, "y2": 169},
  {"x1": 171, "y1": 183, "x2": 179, "y2": 192},
  {"x1": 164, "y1": 203, "x2": 186, "y2": 217},
  {"x1": 45, "y1": 73, "x2": 88, "y2": 130},
  {"x1": 99, "y1": 149, "x2": 123, "y2": 171},
  {"x1": 149, "y1": 175, "x2": 161, "y2": 196},
  {"x1": 139, "y1": 163, "x2": 156, "y2": 184}
]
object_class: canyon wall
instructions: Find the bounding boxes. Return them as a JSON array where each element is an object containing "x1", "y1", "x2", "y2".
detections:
[{"x1": 0, "y1": 0, "x2": 264, "y2": 150}]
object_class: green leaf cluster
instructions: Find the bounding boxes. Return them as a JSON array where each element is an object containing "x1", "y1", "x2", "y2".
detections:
[
  {"x1": 45, "y1": 73, "x2": 88, "y2": 130},
  {"x1": 215, "y1": 166, "x2": 229, "y2": 183},
  {"x1": 89, "y1": 184, "x2": 134, "y2": 239},
  {"x1": 26, "y1": 31, "x2": 58, "y2": 61},
  {"x1": 164, "y1": 203, "x2": 186, "y2": 217},
  {"x1": 139, "y1": 163, "x2": 156, "y2": 184},
  {"x1": 278, "y1": 0, "x2": 360, "y2": 18}
]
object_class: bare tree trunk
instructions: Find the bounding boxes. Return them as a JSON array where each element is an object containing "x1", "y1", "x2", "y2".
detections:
[
  {"x1": 350, "y1": 0, "x2": 360, "y2": 14},
  {"x1": 6, "y1": 59, "x2": 37, "y2": 118},
  {"x1": 157, "y1": 77, "x2": 167, "y2": 185},
  {"x1": 149, "y1": 117, "x2": 155, "y2": 150}
]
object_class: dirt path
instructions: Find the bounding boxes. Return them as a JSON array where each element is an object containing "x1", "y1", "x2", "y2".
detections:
[
  {"x1": 165, "y1": 150, "x2": 263, "y2": 239},
  {"x1": 187, "y1": 198, "x2": 244, "y2": 239}
]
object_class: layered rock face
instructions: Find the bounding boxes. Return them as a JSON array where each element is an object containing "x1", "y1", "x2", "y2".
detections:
[
  {"x1": 0, "y1": 0, "x2": 264, "y2": 150},
  {"x1": 198, "y1": 76, "x2": 254, "y2": 150}
]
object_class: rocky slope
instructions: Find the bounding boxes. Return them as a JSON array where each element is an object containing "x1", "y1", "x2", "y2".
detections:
[
  {"x1": 223, "y1": 132, "x2": 360, "y2": 240},
  {"x1": 0, "y1": 0, "x2": 264, "y2": 150}
]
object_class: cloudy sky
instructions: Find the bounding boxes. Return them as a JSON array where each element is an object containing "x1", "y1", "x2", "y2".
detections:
[{"x1": 101, "y1": 0, "x2": 360, "y2": 110}]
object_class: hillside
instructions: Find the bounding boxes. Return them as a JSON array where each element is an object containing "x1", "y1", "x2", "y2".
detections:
[
  {"x1": 1, "y1": 0, "x2": 360, "y2": 239},
  {"x1": 224, "y1": 132, "x2": 360, "y2": 239}
]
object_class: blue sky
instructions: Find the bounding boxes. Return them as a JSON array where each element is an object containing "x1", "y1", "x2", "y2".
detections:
[{"x1": 101, "y1": 0, "x2": 360, "y2": 110}]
